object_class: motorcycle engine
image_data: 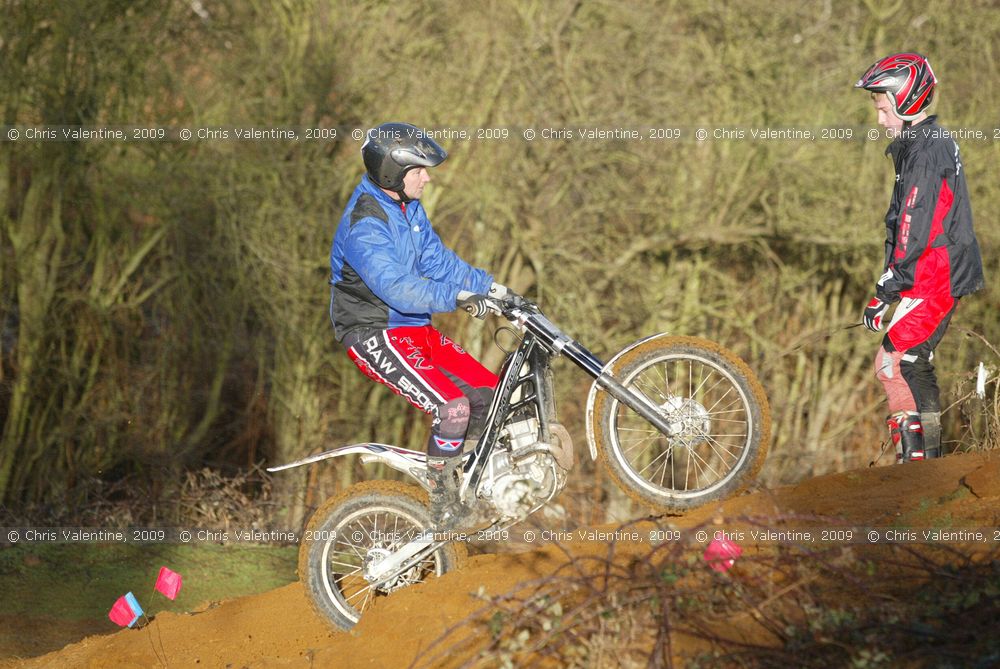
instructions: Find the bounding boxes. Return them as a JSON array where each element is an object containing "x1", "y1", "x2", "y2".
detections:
[{"x1": 480, "y1": 417, "x2": 567, "y2": 521}]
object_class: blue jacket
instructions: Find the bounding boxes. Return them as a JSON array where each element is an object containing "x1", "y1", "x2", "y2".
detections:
[{"x1": 329, "y1": 176, "x2": 493, "y2": 341}]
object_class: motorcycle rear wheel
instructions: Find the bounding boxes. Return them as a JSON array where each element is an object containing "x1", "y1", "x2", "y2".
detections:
[
  {"x1": 298, "y1": 480, "x2": 466, "y2": 630},
  {"x1": 592, "y1": 336, "x2": 770, "y2": 511}
]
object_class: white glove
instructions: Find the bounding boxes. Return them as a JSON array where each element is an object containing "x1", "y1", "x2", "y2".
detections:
[
  {"x1": 457, "y1": 291, "x2": 500, "y2": 319},
  {"x1": 863, "y1": 297, "x2": 889, "y2": 332},
  {"x1": 488, "y1": 282, "x2": 509, "y2": 299}
]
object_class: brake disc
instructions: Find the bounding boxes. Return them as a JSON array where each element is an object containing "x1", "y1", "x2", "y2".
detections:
[{"x1": 659, "y1": 395, "x2": 711, "y2": 449}]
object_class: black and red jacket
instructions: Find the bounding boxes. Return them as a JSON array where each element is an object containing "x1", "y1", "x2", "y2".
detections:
[{"x1": 877, "y1": 116, "x2": 984, "y2": 302}]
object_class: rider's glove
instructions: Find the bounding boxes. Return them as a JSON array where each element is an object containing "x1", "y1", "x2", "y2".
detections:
[
  {"x1": 488, "y1": 282, "x2": 509, "y2": 299},
  {"x1": 457, "y1": 291, "x2": 499, "y2": 319},
  {"x1": 489, "y1": 282, "x2": 528, "y2": 308},
  {"x1": 862, "y1": 297, "x2": 889, "y2": 332}
]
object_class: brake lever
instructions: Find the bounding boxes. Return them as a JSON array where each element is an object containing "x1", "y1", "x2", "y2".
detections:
[{"x1": 499, "y1": 297, "x2": 536, "y2": 328}]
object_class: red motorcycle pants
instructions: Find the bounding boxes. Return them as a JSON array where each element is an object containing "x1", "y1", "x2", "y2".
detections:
[
  {"x1": 344, "y1": 325, "x2": 498, "y2": 458},
  {"x1": 874, "y1": 295, "x2": 957, "y2": 414}
]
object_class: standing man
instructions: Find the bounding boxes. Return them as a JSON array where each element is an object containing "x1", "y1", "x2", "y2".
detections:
[
  {"x1": 329, "y1": 122, "x2": 516, "y2": 528},
  {"x1": 855, "y1": 53, "x2": 984, "y2": 462}
]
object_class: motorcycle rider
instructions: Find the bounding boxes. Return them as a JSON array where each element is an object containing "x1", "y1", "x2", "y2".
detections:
[
  {"x1": 855, "y1": 53, "x2": 984, "y2": 462},
  {"x1": 329, "y1": 121, "x2": 516, "y2": 530}
]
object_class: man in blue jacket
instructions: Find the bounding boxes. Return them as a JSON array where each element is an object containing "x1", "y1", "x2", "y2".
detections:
[
  {"x1": 330, "y1": 122, "x2": 514, "y2": 529},
  {"x1": 855, "y1": 53, "x2": 984, "y2": 463}
]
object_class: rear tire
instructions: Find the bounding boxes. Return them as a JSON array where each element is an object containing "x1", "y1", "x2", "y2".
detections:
[
  {"x1": 592, "y1": 336, "x2": 770, "y2": 512},
  {"x1": 298, "y1": 480, "x2": 466, "y2": 630}
]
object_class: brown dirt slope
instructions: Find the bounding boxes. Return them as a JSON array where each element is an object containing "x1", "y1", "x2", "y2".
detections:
[{"x1": 6, "y1": 451, "x2": 998, "y2": 669}]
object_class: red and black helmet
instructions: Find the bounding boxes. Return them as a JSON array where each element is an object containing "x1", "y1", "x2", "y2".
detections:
[{"x1": 855, "y1": 52, "x2": 937, "y2": 121}]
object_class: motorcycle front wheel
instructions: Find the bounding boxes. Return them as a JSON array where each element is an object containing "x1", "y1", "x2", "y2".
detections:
[
  {"x1": 592, "y1": 336, "x2": 770, "y2": 512},
  {"x1": 298, "y1": 480, "x2": 466, "y2": 631}
]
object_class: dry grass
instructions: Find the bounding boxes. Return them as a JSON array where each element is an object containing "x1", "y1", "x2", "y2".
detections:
[{"x1": 1, "y1": 0, "x2": 998, "y2": 515}]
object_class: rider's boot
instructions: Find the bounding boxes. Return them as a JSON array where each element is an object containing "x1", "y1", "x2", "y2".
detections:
[
  {"x1": 426, "y1": 455, "x2": 475, "y2": 532},
  {"x1": 921, "y1": 411, "x2": 941, "y2": 459},
  {"x1": 887, "y1": 411, "x2": 925, "y2": 463}
]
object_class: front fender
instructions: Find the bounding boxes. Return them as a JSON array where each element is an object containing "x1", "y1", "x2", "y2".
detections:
[{"x1": 584, "y1": 331, "x2": 672, "y2": 460}]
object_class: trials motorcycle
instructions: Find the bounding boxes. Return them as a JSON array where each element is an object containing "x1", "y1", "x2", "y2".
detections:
[{"x1": 269, "y1": 295, "x2": 770, "y2": 630}]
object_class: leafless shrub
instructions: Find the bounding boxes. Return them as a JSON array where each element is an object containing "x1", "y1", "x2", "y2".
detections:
[
  {"x1": 0, "y1": 464, "x2": 279, "y2": 531},
  {"x1": 415, "y1": 516, "x2": 1000, "y2": 669},
  {"x1": 948, "y1": 328, "x2": 1000, "y2": 454},
  {"x1": 173, "y1": 465, "x2": 278, "y2": 530}
]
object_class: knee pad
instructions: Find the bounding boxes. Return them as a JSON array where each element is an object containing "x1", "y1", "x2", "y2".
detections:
[
  {"x1": 464, "y1": 387, "x2": 495, "y2": 440},
  {"x1": 437, "y1": 397, "x2": 471, "y2": 439}
]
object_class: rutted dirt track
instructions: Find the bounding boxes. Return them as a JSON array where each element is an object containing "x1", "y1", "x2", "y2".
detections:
[{"x1": 7, "y1": 452, "x2": 1000, "y2": 669}]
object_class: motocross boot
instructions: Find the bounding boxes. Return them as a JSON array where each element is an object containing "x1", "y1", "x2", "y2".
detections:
[
  {"x1": 426, "y1": 456, "x2": 476, "y2": 532},
  {"x1": 920, "y1": 411, "x2": 941, "y2": 459},
  {"x1": 887, "y1": 411, "x2": 925, "y2": 463}
]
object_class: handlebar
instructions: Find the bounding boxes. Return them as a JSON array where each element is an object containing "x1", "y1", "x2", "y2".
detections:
[
  {"x1": 482, "y1": 294, "x2": 680, "y2": 439},
  {"x1": 495, "y1": 294, "x2": 536, "y2": 319}
]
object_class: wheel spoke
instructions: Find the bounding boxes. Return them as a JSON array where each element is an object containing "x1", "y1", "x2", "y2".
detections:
[
  {"x1": 356, "y1": 585, "x2": 374, "y2": 612},
  {"x1": 327, "y1": 551, "x2": 361, "y2": 569},
  {"x1": 340, "y1": 536, "x2": 368, "y2": 559},
  {"x1": 637, "y1": 447, "x2": 672, "y2": 476},
  {"x1": 339, "y1": 576, "x2": 373, "y2": 605},
  {"x1": 634, "y1": 375, "x2": 668, "y2": 402},
  {"x1": 701, "y1": 432, "x2": 742, "y2": 463},
  {"x1": 696, "y1": 375, "x2": 730, "y2": 405},
  {"x1": 687, "y1": 368, "x2": 717, "y2": 400},
  {"x1": 670, "y1": 446, "x2": 676, "y2": 490},
  {"x1": 653, "y1": 449, "x2": 672, "y2": 488},
  {"x1": 704, "y1": 386, "x2": 734, "y2": 414},
  {"x1": 685, "y1": 444, "x2": 723, "y2": 485},
  {"x1": 622, "y1": 432, "x2": 661, "y2": 456},
  {"x1": 707, "y1": 390, "x2": 745, "y2": 416},
  {"x1": 684, "y1": 442, "x2": 693, "y2": 490}
]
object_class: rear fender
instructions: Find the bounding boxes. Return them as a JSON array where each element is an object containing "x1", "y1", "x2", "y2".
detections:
[{"x1": 267, "y1": 443, "x2": 434, "y2": 487}]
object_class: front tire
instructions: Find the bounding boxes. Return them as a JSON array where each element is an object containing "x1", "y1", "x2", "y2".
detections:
[
  {"x1": 298, "y1": 480, "x2": 466, "y2": 631},
  {"x1": 592, "y1": 336, "x2": 770, "y2": 511}
]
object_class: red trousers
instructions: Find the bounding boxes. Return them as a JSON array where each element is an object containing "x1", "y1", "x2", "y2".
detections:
[
  {"x1": 345, "y1": 325, "x2": 498, "y2": 457},
  {"x1": 874, "y1": 295, "x2": 956, "y2": 414}
]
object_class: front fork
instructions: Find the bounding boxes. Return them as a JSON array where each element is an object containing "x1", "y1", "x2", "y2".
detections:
[
  {"x1": 518, "y1": 313, "x2": 675, "y2": 444},
  {"x1": 593, "y1": 373, "x2": 674, "y2": 437}
]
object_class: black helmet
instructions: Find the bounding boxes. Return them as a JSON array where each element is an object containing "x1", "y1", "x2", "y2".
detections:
[
  {"x1": 361, "y1": 122, "x2": 447, "y2": 193},
  {"x1": 855, "y1": 52, "x2": 937, "y2": 121}
]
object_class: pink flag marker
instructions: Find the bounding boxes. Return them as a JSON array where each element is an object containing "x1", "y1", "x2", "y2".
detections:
[
  {"x1": 109, "y1": 592, "x2": 144, "y2": 628},
  {"x1": 154, "y1": 566, "x2": 183, "y2": 600},
  {"x1": 703, "y1": 537, "x2": 743, "y2": 573}
]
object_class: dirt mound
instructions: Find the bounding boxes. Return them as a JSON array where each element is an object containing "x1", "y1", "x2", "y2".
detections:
[{"x1": 8, "y1": 452, "x2": 999, "y2": 669}]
